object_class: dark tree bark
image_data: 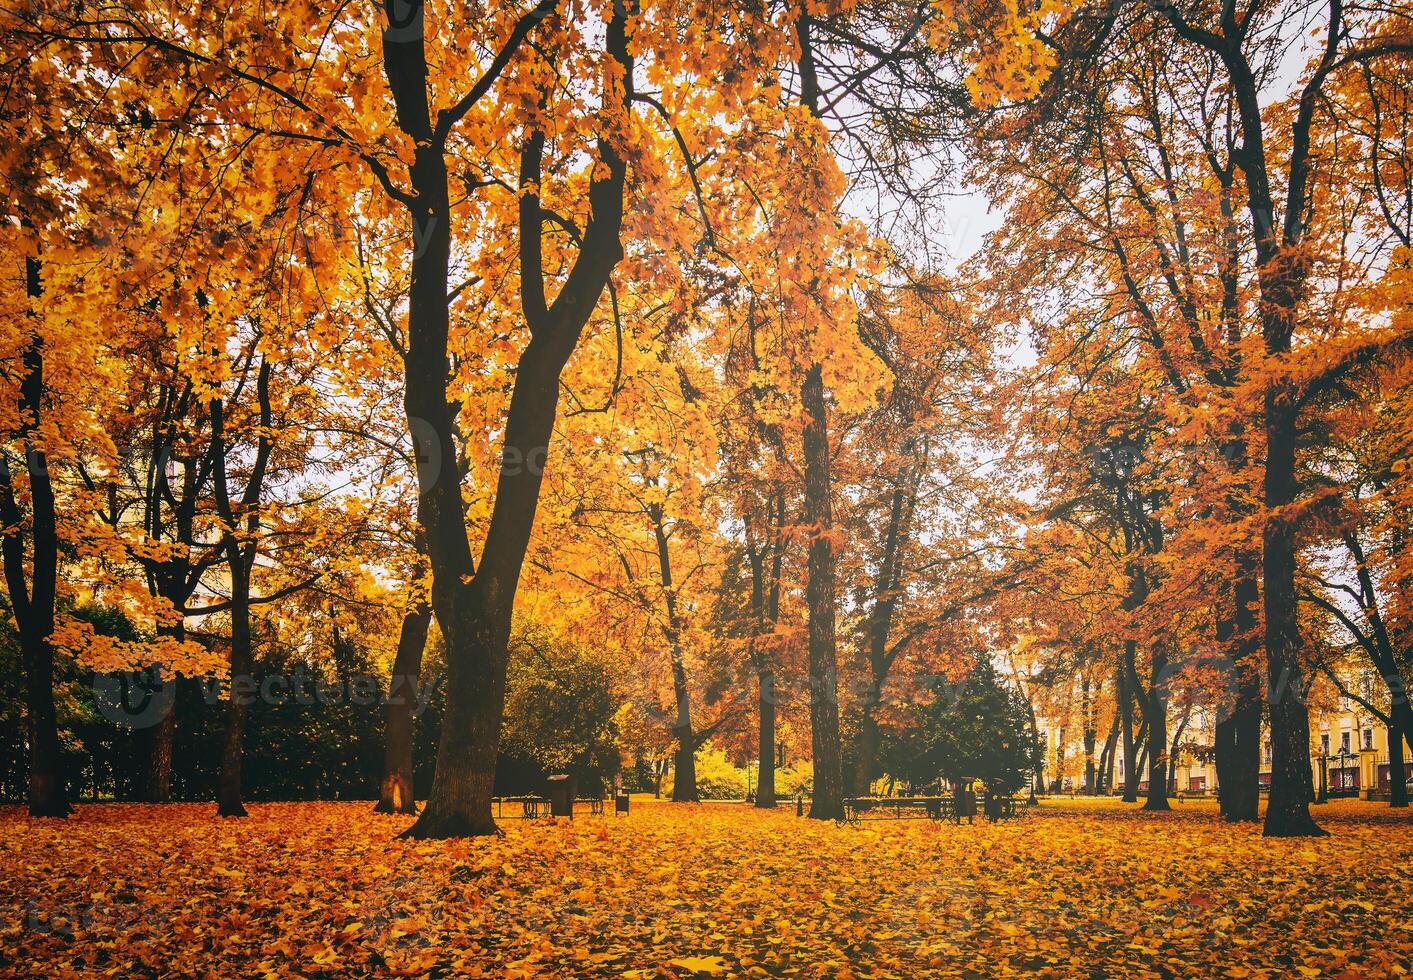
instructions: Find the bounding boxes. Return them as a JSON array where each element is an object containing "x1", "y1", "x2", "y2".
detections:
[
  {"x1": 387, "y1": 1, "x2": 633, "y2": 838},
  {"x1": 745, "y1": 495, "x2": 785, "y2": 809},
  {"x1": 138, "y1": 389, "x2": 215, "y2": 803},
  {"x1": 209, "y1": 359, "x2": 273, "y2": 818},
  {"x1": 1215, "y1": 560, "x2": 1263, "y2": 821},
  {"x1": 852, "y1": 441, "x2": 924, "y2": 795},
  {"x1": 800, "y1": 362, "x2": 843, "y2": 821},
  {"x1": 651, "y1": 503, "x2": 699, "y2": 803},
  {"x1": 854, "y1": 481, "x2": 906, "y2": 794},
  {"x1": 1140, "y1": 644, "x2": 1170, "y2": 811},
  {"x1": 757, "y1": 672, "x2": 779, "y2": 807},
  {"x1": 1261, "y1": 393, "x2": 1322, "y2": 835},
  {"x1": 1134, "y1": 739, "x2": 1149, "y2": 795},
  {"x1": 145, "y1": 700, "x2": 176, "y2": 803},
  {"x1": 1101, "y1": 64, "x2": 1268, "y2": 823},
  {"x1": 793, "y1": 13, "x2": 843, "y2": 823},
  {"x1": 215, "y1": 563, "x2": 252, "y2": 818},
  {"x1": 0, "y1": 258, "x2": 71, "y2": 818},
  {"x1": 1145, "y1": 0, "x2": 1370, "y2": 837},
  {"x1": 1119, "y1": 647, "x2": 1140, "y2": 803},
  {"x1": 1096, "y1": 713, "x2": 1119, "y2": 795},
  {"x1": 376, "y1": 603, "x2": 432, "y2": 814},
  {"x1": 1389, "y1": 720, "x2": 1408, "y2": 809}
]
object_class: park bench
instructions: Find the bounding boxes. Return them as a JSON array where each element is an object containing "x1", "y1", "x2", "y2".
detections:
[
  {"x1": 840, "y1": 792, "x2": 1024, "y2": 826},
  {"x1": 840, "y1": 796, "x2": 951, "y2": 826},
  {"x1": 493, "y1": 795, "x2": 549, "y2": 819},
  {"x1": 491, "y1": 795, "x2": 606, "y2": 819}
]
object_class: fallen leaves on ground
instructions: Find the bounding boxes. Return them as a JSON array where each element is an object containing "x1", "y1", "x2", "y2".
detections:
[{"x1": 1, "y1": 798, "x2": 1409, "y2": 978}]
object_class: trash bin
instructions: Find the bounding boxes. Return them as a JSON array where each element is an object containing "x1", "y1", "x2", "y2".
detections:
[
  {"x1": 615, "y1": 792, "x2": 630, "y2": 815},
  {"x1": 547, "y1": 774, "x2": 576, "y2": 818},
  {"x1": 983, "y1": 784, "x2": 1004, "y2": 822}
]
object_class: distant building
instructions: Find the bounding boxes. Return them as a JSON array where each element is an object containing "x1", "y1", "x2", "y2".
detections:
[{"x1": 1039, "y1": 694, "x2": 1411, "y2": 800}]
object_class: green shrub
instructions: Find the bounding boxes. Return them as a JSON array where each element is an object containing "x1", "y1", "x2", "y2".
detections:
[{"x1": 685, "y1": 745, "x2": 747, "y2": 799}]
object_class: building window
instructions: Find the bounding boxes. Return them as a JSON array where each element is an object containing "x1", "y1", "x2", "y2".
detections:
[
  {"x1": 1321, "y1": 734, "x2": 1330, "y2": 756},
  {"x1": 1263, "y1": 740, "x2": 1272, "y2": 764},
  {"x1": 1340, "y1": 731, "x2": 1351, "y2": 754},
  {"x1": 1364, "y1": 729, "x2": 1374, "y2": 751}
]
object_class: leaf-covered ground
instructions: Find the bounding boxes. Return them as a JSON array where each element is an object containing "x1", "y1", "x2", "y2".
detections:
[{"x1": 1, "y1": 797, "x2": 1410, "y2": 978}]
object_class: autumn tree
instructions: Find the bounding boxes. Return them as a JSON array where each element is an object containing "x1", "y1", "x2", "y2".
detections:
[{"x1": 1119, "y1": 0, "x2": 1413, "y2": 837}]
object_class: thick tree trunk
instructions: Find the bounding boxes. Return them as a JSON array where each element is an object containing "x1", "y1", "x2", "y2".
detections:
[
  {"x1": 746, "y1": 517, "x2": 781, "y2": 809},
  {"x1": 1120, "y1": 649, "x2": 1140, "y2": 803},
  {"x1": 216, "y1": 567, "x2": 251, "y2": 818},
  {"x1": 376, "y1": 604, "x2": 431, "y2": 814},
  {"x1": 801, "y1": 362, "x2": 843, "y2": 821},
  {"x1": 791, "y1": 9, "x2": 843, "y2": 823},
  {"x1": 145, "y1": 707, "x2": 175, "y2": 803},
  {"x1": 1262, "y1": 397, "x2": 1323, "y2": 836},
  {"x1": 1214, "y1": 446, "x2": 1263, "y2": 821},
  {"x1": 408, "y1": 601, "x2": 505, "y2": 837},
  {"x1": 1, "y1": 322, "x2": 71, "y2": 818},
  {"x1": 1142, "y1": 646, "x2": 1171, "y2": 811},
  {"x1": 1388, "y1": 716, "x2": 1408, "y2": 809},
  {"x1": 209, "y1": 358, "x2": 273, "y2": 820},
  {"x1": 5, "y1": 288, "x2": 68, "y2": 818},
  {"x1": 1219, "y1": 47, "x2": 1322, "y2": 836},
  {"x1": 140, "y1": 621, "x2": 184, "y2": 803},
  {"x1": 1143, "y1": 713, "x2": 1168, "y2": 809},
  {"x1": 651, "y1": 503, "x2": 699, "y2": 804},
  {"x1": 1215, "y1": 684, "x2": 1262, "y2": 821},
  {"x1": 215, "y1": 705, "x2": 247, "y2": 816},
  {"x1": 1125, "y1": 719, "x2": 1149, "y2": 802},
  {"x1": 671, "y1": 738, "x2": 698, "y2": 803},
  {"x1": 21, "y1": 628, "x2": 70, "y2": 816},
  {"x1": 667, "y1": 639, "x2": 698, "y2": 803},
  {"x1": 392, "y1": 36, "x2": 494, "y2": 837},
  {"x1": 389, "y1": 2, "x2": 630, "y2": 839},
  {"x1": 756, "y1": 669, "x2": 777, "y2": 808}
]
